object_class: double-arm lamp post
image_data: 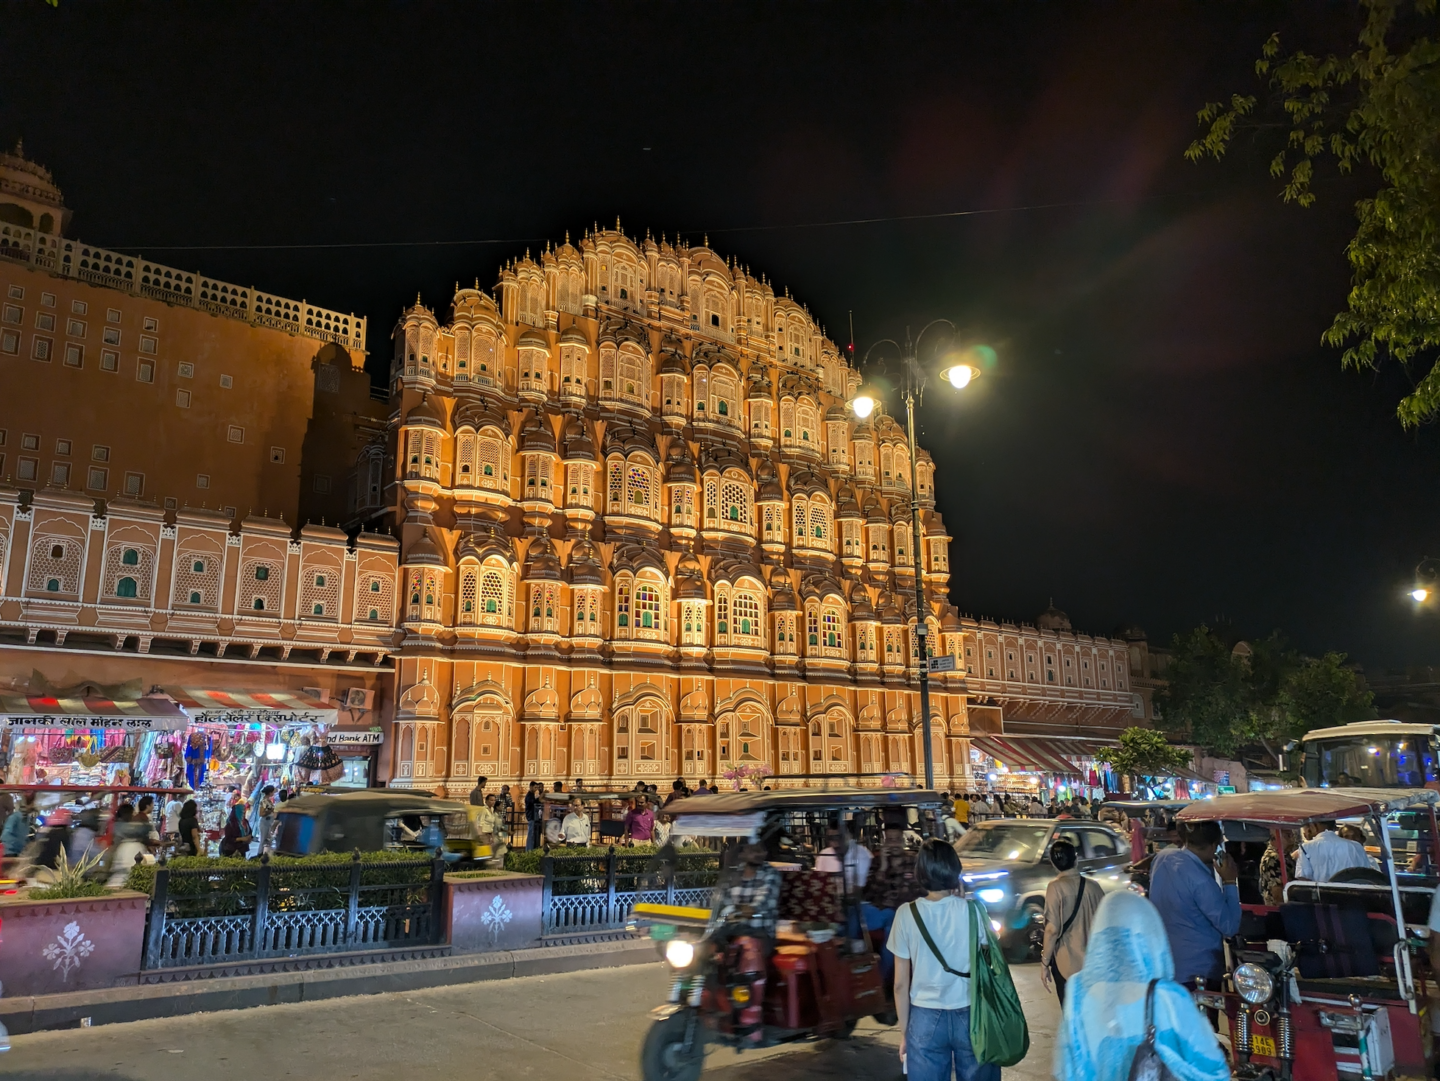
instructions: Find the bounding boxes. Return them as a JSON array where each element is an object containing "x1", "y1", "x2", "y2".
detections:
[{"x1": 845, "y1": 321, "x2": 982, "y2": 791}]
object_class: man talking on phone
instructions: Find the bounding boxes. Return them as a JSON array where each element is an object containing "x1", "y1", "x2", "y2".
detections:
[{"x1": 1147, "y1": 819, "x2": 1241, "y2": 990}]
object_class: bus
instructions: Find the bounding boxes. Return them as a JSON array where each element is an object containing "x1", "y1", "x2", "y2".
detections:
[{"x1": 1299, "y1": 720, "x2": 1440, "y2": 789}]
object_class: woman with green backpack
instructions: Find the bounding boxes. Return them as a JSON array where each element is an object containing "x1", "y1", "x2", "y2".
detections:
[{"x1": 888, "y1": 839, "x2": 1030, "y2": 1081}]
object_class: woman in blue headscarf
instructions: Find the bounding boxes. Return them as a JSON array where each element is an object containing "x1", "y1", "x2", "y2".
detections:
[{"x1": 1055, "y1": 889, "x2": 1230, "y2": 1081}]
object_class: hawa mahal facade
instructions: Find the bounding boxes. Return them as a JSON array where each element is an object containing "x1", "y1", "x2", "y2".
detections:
[{"x1": 376, "y1": 225, "x2": 1137, "y2": 794}]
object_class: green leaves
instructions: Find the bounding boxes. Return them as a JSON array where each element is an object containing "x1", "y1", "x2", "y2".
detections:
[
  {"x1": 1101, "y1": 728, "x2": 1195, "y2": 779},
  {"x1": 1188, "y1": 0, "x2": 1440, "y2": 424},
  {"x1": 1156, "y1": 625, "x2": 1374, "y2": 760}
]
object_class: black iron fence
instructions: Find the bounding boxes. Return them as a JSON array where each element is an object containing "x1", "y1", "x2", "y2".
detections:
[
  {"x1": 141, "y1": 852, "x2": 444, "y2": 970},
  {"x1": 541, "y1": 848, "x2": 720, "y2": 936}
]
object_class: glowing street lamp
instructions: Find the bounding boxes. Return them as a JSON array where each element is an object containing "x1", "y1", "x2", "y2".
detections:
[
  {"x1": 846, "y1": 321, "x2": 991, "y2": 790},
  {"x1": 1411, "y1": 588, "x2": 1430, "y2": 604}
]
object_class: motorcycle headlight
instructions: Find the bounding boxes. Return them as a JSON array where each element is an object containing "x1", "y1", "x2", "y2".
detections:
[
  {"x1": 976, "y1": 888, "x2": 1006, "y2": 904},
  {"x1": 665, "y1": 938, "x2": 695, "y2": 969},
  {"x1": 1234, "y1": 962, "x2": 1274, "y2": 1005}
]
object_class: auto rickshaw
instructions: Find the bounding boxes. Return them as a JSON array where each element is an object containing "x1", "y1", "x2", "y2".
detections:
[
  {"x1": 273, "y1": 790, "x2": 472, "y2": 857},
  {"x1": 1176, "y1": 788, "x2": 1440, "y2": 1081},
  {"x1": 629, "y1": 786, "x2": 944, "y2": 1081}
]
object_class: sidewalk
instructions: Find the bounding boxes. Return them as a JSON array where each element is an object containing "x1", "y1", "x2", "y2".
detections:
[{"x1": 0, "y1": 937, "x2": 658, "y2": 1035}]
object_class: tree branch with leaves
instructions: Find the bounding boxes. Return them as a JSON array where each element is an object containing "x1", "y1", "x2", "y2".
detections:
[{"x1": 1187, "y1": 0, "x2": 1440, "y2": 427}]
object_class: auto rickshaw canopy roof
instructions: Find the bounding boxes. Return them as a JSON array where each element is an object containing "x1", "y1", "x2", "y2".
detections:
[
  {"x1": 666, "y1": 787, "x2": 944, "y2": 816},
  {"x1": 277, "y1": 790, "x2": 467, "y2": 818},
  {"x1": 1176, "y1": 787, "x2": 1439, "y2": 826}
]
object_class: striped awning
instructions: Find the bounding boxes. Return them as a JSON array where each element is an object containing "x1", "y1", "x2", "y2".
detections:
[
  {"x1": 968, "y1": 735, "x2": 1114, "y2": 775},
  {"x1": 167, "y1": 689, "x2": 338, "y2": 724},
  {"x1": 0, "y1": 693, "x2": 189, "y2": 731}
]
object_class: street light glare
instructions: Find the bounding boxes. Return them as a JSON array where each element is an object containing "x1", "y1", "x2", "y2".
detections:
[
  {"x1": 946, "y1": 364, "x2": 975, "y2": 389},
  {"x1": 1412, "y1": 588, "x2": 1430, "y2": 602},
  {"x1": 851, "y1": 395, "x2": 876, "y2": 419}
]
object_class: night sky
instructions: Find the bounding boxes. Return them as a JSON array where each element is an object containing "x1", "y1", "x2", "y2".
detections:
[{"x1": 4, "y1": 2, "x2": 1437, "y2": 672}]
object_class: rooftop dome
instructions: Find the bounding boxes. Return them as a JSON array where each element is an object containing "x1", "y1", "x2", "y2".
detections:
[{"x1": 1036, "y1": 601, "x2": 1072, "y2": 632}]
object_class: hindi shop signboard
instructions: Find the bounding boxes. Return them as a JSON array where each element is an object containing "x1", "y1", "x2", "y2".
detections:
[{"x1": 1, "y1": 714, "x2": 190, "y2": 731}]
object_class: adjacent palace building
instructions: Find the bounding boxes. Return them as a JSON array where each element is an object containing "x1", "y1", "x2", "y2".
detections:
[{"x1": 0, "y1": 145, "x2": 1145, "y2": 794}]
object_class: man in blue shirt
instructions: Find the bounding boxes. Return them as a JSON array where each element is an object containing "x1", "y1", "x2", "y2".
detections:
[{"x1": 1148, "y1": 819, "x2": 1241, "y2": 987}]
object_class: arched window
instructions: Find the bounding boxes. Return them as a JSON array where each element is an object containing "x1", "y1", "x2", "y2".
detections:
[
  {"x1": 116, "y1": 577, "x2": 137, "y2": 598},
  {"x1": 46, "y1": 578, "x2": 60, "y2": 592},
  {"x1": 190, "y1": 590, "x2": 202, "y2": 604},
  {"x1": 255, "y1": 566, "x2": 270, "y2": 581},
  {"x1": 121, "y1": 548, "x2": 139, "y2": 566}
]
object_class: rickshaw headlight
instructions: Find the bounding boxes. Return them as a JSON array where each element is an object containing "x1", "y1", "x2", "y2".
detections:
[
  {"x1": 976, "y1": 888, "x2": 1006, "y2": 904},
  {"x1": 665, "y1": 939, "x2": 695, "y2": 969},
  {"x1": 1234, "y1": 963, "x2": 1274, "y2": 1005}
]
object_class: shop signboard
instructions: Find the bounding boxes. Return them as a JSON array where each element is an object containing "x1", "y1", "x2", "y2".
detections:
[
  {"x1": 1, "y1": 714, "x2": 188, "y2": 731},
  {"x1": 329, "y1": 729, "x2": 384, "y2": 745},
  {"x1": 927, "y1": 655, "x2": 957, "y2": 674}
]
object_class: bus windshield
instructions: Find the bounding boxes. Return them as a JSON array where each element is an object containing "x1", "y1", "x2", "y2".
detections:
[{"x1": 1303, "y1": 735, "x2": 1438, "y2": 788}]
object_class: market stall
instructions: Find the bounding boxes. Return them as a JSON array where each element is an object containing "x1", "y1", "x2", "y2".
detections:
[
  {"x1": 0, "y1": 692, "x2": 189, "y2": 787},
  {"x1": 966, "y1": 734, "x2": 1119, "y2": 803}
]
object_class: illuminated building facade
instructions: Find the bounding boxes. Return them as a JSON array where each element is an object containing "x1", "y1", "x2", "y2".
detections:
[{"x1": 381, "y1": 226, "x2": 1138, "y2": 793}]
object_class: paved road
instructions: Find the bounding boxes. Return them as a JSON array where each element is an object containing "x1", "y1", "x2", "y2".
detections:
[{"x1": 2, "y1": 960, "x2": 1060, "y2": 1081}]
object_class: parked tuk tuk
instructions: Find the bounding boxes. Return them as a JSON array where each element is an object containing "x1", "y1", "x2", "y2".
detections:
[
  {"x1": 629, "y1": 786, "x2": 944, "y2": 1081},
  {"x1": 273, "y1": 790, "x2": 471, "y2": 857},
  {"x1": 1176, "y1": 788, "x2": 1440, "y2": 1081}
]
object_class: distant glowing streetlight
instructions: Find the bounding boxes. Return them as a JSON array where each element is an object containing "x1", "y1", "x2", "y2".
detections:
[
  {"x1": 845, "y1": 321, "x2": 994, "y2": 790},
  {"x1": 1412, "y1": 588, "x2": 1430, "y2": 603}
]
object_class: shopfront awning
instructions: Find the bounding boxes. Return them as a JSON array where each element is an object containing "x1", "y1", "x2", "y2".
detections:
[
  {"x1": 0, "y1": 693, "x2": 190, "y2": 731},
  {"x1": 166, "y1": 689, "x2": 339, "y2": 725},
  {"x1": 969, "y1": 735, "x2": 1116, "y2": 775}
]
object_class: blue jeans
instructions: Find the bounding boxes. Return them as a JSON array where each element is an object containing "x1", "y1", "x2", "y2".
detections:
[
  {"x1": 906, "y1": 1006, "x2": 998, "y2": 1081},
  {"x1": 858, "y1": 903, "x2": 896, "y2": 983},
  {"x1": 526, "y1": 820, "x2": 541, "y2": 850}
]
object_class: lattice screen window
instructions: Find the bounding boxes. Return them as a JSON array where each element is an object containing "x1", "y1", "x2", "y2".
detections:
[
  {"x1": 301, "y1": 564, "x2": 341, "y2": 619},
  {"x1": 811, "y1": 503, "x2": 830, "y2": 545},
  {"x1": 733, "y1": 592, "x2": 761, "y2": 639},
  {"x1": 519, "y1": 347, "x2": 547, "y2": 394},
  {"x1": 361, "y1": 573, "x2": 393, "y2": 623},
  {"x1": 242, "y1": 559, "x2": 282, "y2": 614},
  {"x1": 720, "y1": 481, "x2": 749, "y2": 528},
  {"x1": 763, "y1": 504, "x2": 782, "y2": 542},
  {"x1": 566, "y1": 463, "x2": 593, "y2": 508},
  {"x1": 822, "y1": 608, "x2": 842, "y2": 653},
  {"x1": 458, "y1": 569, "x2": 478, "y2": 624},
  {"x1": 843, "y1": 521, "x2": 860, "y2": 556},
  {"x1": 628, "y1": 463, "x2": 654, "y2": 515},
  {"x1": 478, "y1": 436, "x2": 504, "y2": 488},
  {"x1": 524, "y1": 455, "x2": 550, "y2": 500},
  {"x1": 792, "y1": 500, "x2": 807, "y2": 549},
  {"x1": 455, "y1": 434, "x2": 477, "y2": 486},
  {"x1": 479, "y1": 570, "x2": 506, "y2": 622},
  {"x1": 715, "y1": 592, "x2": 729, "y2": 640},
  {"x1": 671, "y1": 484, "x2": 694, "y2": 527},
  {"x1": 681, "y1": 602, "x2": 704, "y2": 644},
  {"x1": 607, "y1": 459, "x2": 624, "y2": 511},
  {"x1": 175, "y1": 551, "x2": 221, "y2": 608},
  {"x1": 894, "y1": 524, "x2": 910, "y2": 566},
  {"x1": 797, "y1": 403, "x2": 818, "y2": 445},
  {"x1": 780, "y1": 400, "x2": 795, "y2": 444},
  {"x1": 619, "y1": 351, "x2": 646, "y2": 403},
  {"x1": 102, "y1": 543, "x2": 154, "y2": 601},
  {"x1": 419, "y1": 432, "x2": 440, "y2": 480}
]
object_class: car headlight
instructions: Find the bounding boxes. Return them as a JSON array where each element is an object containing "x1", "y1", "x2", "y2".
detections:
[
  {"x1": 665, "y1": 938, "x2": 695, "y2": 969},
  {"x1": 1234, "y1": 962, "x2": 1274, "y2": 1005},
  {"x1": 976, "y1": 888, "x2": 1007, "y2": 904}
]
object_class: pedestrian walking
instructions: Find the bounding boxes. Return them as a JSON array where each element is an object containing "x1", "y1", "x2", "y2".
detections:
[
  {"x1": 1147, "y1": 819, "x2": 1240, "y2": 989},
  {"x1": 888, "y1": 839, "x2": 998, "y2": 1081},
  {"x1": 1054, "y1": 890, "x2": 1229, "y2": 1081},
  {"x1": 256, "y1": 785, "x2": 277, "y2": 853},
  {"x1": 524, "y1": 781, "x2": 543, "y2": 850},
  {"x1": 1040, "y1": 840, "x2": 1102, "y2": 1002}
]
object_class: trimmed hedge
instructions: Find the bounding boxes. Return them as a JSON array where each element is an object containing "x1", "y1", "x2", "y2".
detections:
[{"x1": 126, "y1": 851, "x2": 435, "y2": 916}]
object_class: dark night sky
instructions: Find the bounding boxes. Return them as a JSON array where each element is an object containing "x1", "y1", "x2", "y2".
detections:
[{"x1": 4, "y1": 1, "x2": 1438, "y2": 671}]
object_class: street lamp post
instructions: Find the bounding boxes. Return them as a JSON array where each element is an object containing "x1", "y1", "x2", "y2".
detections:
[{"x1": 847, "y1": 321, "x2": 981, "y2": 791}]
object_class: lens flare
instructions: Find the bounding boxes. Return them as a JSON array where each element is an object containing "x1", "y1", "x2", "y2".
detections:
[{"x1": 851, "y1": 395, "x2": 876, "y2": 419}]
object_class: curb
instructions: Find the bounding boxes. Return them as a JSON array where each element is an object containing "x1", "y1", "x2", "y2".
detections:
[{"x1": 0, "y1": 938, "x2": 660, "y2": 1034}]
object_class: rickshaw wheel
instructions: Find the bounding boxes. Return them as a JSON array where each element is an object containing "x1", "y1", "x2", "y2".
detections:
[
  {"x1": 1004, "y1": 901, "x2": 1043, "y2": 964},
  {"x1": 641, "y1": 1010, "x2": 705, "y2": 1081}
]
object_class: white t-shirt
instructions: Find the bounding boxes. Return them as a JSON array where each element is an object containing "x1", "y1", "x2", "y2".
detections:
[
  {"x1": 164, "y1": 798, "x2": 184, "y2": 834},
  {"x1": 561, "y1": 812, "x2": 590, "y2": 845},
  {"x1": 815, "y1": 844, "x2": 874, "y2": 891},
  {"x1": 887, "y1": 894, "x2": 974, "y2": 1010}
]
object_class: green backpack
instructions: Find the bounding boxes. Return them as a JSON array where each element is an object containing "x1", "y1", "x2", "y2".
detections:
[{"x1": 908, "y1": 897, "x2": 1031, "y2": 1067}]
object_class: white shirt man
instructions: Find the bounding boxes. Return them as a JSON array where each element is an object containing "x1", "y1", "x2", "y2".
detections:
[
  {"x1": 164, "y1": 796, "x2": 185, "y2": 836},
  {"x1": 560, "y1": 808, "x2": 591, "y2": 845},
  {"x1": 815, "y1": 840, "x2": 874, "y2": 892},
  {"x1": 1295, "y1": 824, "x2": 1376, "y2": 882},
  {"x1": 942, "y1": 813, "x2": 967, "y2": 842},
  {"x1": 971, "y1": 796, "x2": 992, "y2": 819}
]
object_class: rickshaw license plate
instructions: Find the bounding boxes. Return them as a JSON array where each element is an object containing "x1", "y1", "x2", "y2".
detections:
[{"x1": 1251, "y1": 1035, "x2": 1276, "y2": 1057}]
